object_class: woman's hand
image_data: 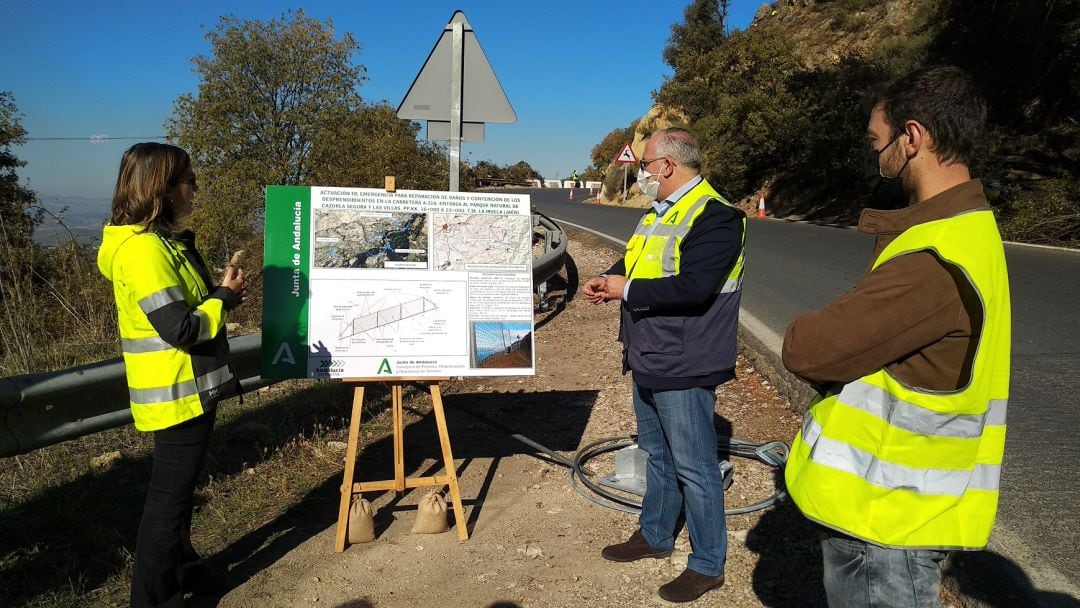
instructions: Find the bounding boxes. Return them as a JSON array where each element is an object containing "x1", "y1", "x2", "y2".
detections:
[{"x1": 221, "y1": 264, "x2": 247, "y2": 305}]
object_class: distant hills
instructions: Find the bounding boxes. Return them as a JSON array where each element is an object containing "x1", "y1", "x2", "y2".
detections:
[{"x1": 32, "y1": 196, "x2": 110, "y2": 245}]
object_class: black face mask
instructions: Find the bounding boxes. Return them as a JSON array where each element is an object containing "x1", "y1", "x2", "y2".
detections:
[{"x1": 862, "y1": 132, "x2": 911, "y2": 208}]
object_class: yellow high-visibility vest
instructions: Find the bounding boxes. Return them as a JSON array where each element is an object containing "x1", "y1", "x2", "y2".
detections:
[
  {"x1": 624, "y1": 179, "x2": 745, "y2": 290},
  {"x1": 99, "y1": 225, "x2": 235, "y2": 431},
  {"x1": 785, "y1": 209, "x2": 1011, "y2": 549}
]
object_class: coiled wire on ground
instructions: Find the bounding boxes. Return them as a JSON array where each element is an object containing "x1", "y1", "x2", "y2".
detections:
[
  {"x1": 440, "y1": 395, "x2": 788, "y2": 516},
  {"x1": 568, "y1": 436, "x2": 789, "y2": 515}
]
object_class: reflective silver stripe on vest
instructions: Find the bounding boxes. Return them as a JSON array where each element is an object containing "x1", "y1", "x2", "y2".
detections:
[
  {"x1": 662, "y1": 234, "x2": 679, "y2": 276},
  {"x1": 655, "y1": 224, "x2": 692, "y2": 276},
  {"x1": 647, "y1": 223, "x2": 684, "y2": 237},
  {"x1": 129, "y1": 379, "x2": 199, "y2": 405},
  {"x1": 720, "y1": 277, "x2": 742, "y2": 293},
  {"x1": 682, "y1": 195, "x2": 713, "y2": 225},
  {"x1": 194, "y1": 309, "x2": 214, "y2": 342},
  {"x1": 986, "y1": 399, "x2": 1008, "y2": 426},
  {"x1": 801, "y1": 415, "x2": 1000, "y2": 495},
  {"x1": 196, "y1": 364, "x2": 233, "y2": 392},
  {"x1": 138, "y1": 286, "x2": 186, "y2": 315},
  {"x1": 121, "y1": 335, "x2": 175, "y2": 354},
  {"x1": 128, "y1": 365, "x2": 233, "y2": 406},
  {"x1": 658, "y1": 196, "x2": 712, "y2": 276},
  {"x1": 837, "y1": 380, "x2": 1006, "y2": 439}
]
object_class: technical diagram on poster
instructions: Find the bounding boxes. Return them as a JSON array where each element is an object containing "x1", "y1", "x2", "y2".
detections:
[
  {"x1": 314, "y1": 210, "x2": 428, "y2": 269},
  {"x1": 338, "y1": 294, "x2": 437, "y2": 340},
  {"x1": 433, "y1": 214, "x2": 531, "y2": 271},
  {"x1": 308, "y1": 279, "x2": 467, "y2": 370},
  {"x1": 263, "y1": 185, "x2": 536, "y2": 380}
]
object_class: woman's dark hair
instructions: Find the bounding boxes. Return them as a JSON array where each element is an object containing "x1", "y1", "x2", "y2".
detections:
[
  {"x1": 869, "y1": 65, "x2": 987, "y2": 165},
  {"x1": 110, "y1": 142, "x2": 191, "y2": 234}
]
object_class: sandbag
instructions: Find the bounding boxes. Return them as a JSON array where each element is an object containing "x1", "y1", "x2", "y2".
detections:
[
  {"x1": 348, "y1": 497, "x2": 376, "y2": 543},
  {"x1": 411, "y1": 491, "x2": 449, "y2": 534}
]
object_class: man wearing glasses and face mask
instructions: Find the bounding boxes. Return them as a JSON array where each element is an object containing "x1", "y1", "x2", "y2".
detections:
[{"x1": 583, "y1": 127, "x2": 746, "y2": 603}]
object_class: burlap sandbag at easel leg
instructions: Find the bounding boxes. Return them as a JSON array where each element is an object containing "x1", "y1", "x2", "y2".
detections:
[
  {"x1": 411, "y1": 491, "x2": 449, "y2": 534},
  {"x1": 348, "y1": 497, "x2": 376, "y2": 543}
]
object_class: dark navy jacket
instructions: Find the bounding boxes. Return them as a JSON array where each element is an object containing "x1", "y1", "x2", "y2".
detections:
[{"x1": 606, "y1": 199, "x2": 745, "y2": 390}]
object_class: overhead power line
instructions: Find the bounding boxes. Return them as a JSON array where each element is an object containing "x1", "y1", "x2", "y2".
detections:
[{"x1": 24, "y1": 135, "x2": 168, "y2": 143}]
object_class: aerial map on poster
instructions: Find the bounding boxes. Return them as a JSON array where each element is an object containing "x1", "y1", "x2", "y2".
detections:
[{"x1": 261, "y1": 186, "x2": 535, "y2": 380}]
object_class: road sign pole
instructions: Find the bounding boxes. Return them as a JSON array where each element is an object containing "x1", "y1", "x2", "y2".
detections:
[
  {"x1": 621, "y1": 164, "x2": 628, "y2": 204},
  {"x1": 612, "y1": 142, "x2": 637, "y2": 205},
  {"x1": 449, "y1": 19, "x2": 464, "y2": 192}
]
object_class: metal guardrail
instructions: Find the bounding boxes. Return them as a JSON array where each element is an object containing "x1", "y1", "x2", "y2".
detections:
[
  {"x1": 533, "y1": 212, "x2": 566, "y2": 287},
  {"x1": 0, "y1": 216, "x2": 568, "y2": 458},
  {"x1": 0, "y1": 334, "x2": 269, "y2": 457}
]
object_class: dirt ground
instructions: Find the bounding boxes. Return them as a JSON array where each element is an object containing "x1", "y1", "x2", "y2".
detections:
[{"x1": 192, "y1": 229, "x2": 827, "y2": 608}]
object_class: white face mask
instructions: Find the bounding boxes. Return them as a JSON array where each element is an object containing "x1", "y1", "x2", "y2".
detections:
[{"x1": 636, "y1": 167, "x2": 661, "y2": 199}]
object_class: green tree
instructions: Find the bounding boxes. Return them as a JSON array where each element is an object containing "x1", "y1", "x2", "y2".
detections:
[
  {"x1": 0, "y1": 92, "x2": 37, "y2": 249},
  {"x1": 658, "y1": 26, "x2": 807, "y2": 195},
  {"x1": 663, "y1": 0, "x2": 729, "y2": 70},
  {"x1": 504, "y1": 161, "x2": 542, "y2": 184},
  {"x1": 646, "y1": 0, "x2": 1079, "y2": 237},
  {"x1": 168, "y1": 10, "x2": 368, "y2": 260},
  {"x1": 926, "y1": 0, "x2": 1080, "y2": 246},
  {"x1": 579, "y1": 167, "x2": 604, "y2": 182},
  {"x1": 307, "y1": 103, "x2": 449, "y2": 191},
  {"x1": 591, "y1": 120, "x2": 639, "y2": 198},
  {"x1": 471, "y1": 160, "x2": 501, "y2": 179}
]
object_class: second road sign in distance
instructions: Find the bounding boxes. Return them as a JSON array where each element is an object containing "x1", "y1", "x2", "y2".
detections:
[{"x1": 614, "y1": 143, "x2": 637, "y2": 165}]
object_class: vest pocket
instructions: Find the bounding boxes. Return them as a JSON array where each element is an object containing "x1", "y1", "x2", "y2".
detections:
[{"x1": 635, "y1": 315, "x2": 685, "y2": 355}]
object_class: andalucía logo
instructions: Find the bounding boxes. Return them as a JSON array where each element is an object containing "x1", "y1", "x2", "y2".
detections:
[{"x1": 377, "y1": 358, "x2": 393, "y2": 375}]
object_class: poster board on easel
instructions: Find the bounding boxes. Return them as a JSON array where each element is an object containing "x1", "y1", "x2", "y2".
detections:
[
  {"x1": 262, "y1": 185, "x2": 536, "y2": 381},
  {"x1": 262, "y1": 184, "x2": 538, "y2": 550}
]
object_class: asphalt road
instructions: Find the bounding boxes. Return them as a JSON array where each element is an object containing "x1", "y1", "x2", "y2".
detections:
[{"x1": 520, "y1": 187, "x2": 1080, "y2": 601}]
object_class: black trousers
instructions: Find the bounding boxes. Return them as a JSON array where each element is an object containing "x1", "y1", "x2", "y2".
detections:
[{"x1": 130, "y1": 411, "x2": 215, "y2": 608}]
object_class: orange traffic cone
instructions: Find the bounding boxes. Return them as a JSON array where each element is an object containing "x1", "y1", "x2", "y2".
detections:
[{"x1": 756, "y1": 194, "x2": 766, "y2": 218}]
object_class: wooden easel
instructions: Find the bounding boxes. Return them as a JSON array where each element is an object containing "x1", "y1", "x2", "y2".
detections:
[{"x1": 334, "y1": 377, "x2": 469, "y2": 552}]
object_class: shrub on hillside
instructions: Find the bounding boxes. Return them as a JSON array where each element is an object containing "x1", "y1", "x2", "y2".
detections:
[
  {"x1": 0, "y1": 228, "x2": 117, "y2": 375},
  {"x1": 641, "y1": 0, "x2": 1080, "y2": 237},
  {"x1": 603, "y1": 162, "x2": 634, "y2": 202},
  {"x1": 657, "y1": 26, "x2": 807, "y2": 196},
  {"x1": 998, "y1": 178, "x2": 1080, "y2": 248}
]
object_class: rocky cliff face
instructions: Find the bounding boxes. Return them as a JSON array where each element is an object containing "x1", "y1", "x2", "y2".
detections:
[{"x1": 749, "y1": 0, "x2": 925, "y2": 68}]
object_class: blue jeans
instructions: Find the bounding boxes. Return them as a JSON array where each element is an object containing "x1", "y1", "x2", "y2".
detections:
[
  {"x1": 821, "y1": 530, "x2": 946, "y2": 608},
  {"x1": 632, "y1": 383, "x2": 727, "y2": 577}
]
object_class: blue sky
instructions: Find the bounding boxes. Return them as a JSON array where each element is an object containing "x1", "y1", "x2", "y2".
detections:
[{"x1": 3, "y1": 1, "x2": 762, "y2": 205}]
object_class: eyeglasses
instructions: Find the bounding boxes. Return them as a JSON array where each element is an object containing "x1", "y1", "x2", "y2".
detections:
[{"x1": 639, "y1": 157, "x2": 667, "y2": 171}]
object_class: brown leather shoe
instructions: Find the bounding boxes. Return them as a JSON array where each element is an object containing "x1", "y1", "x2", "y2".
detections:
[
  {"x1": 601, "y1": 529, "x2": 673, "y2": 562},
  {"x1": 658, "y1": 568, "x2": 725, "y2": 602}
]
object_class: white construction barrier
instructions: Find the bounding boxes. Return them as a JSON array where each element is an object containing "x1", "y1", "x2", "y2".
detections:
[
  {"x1": 526, "y1": 179, "x2": 542, "y2": 188},
  {"x1": 544, "y1": 180, "x2": 561, "y2": 188}
]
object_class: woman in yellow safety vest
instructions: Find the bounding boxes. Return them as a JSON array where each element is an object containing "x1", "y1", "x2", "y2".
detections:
[{"x1": 97, "y1": 143, "x2": 246, "y2": 607}]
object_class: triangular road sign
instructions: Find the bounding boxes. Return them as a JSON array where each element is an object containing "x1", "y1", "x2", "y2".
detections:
[
  {"x1": 614, "y1": 143, "x2": 637, "y2": 165},
  {"x1": 397, "y1": 11, "x2": 516, "y2": 124}
]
